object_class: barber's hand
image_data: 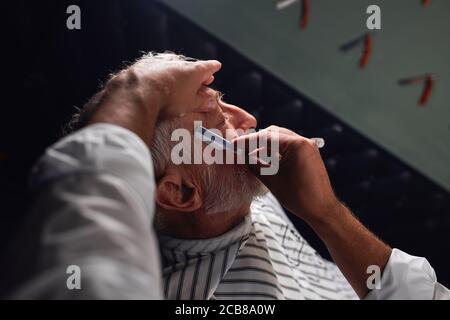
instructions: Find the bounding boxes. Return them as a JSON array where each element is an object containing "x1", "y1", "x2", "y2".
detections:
[
  {"x1": 89, "y1": 56, "x2": 222, "y2": 145},
  {"x1": 233, "y1": 126, "x2": 340, "y2": 225},
  {"x1": 131, "y1": 57, "x2": 222, "y2": 118},
  {"x1": 235, "y1": 127, "x2": 393, "y2": 299}
]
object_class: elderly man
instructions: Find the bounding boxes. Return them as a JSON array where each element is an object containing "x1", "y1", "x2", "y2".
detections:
[
  {"x1": 63, "y1": 53, "x2": 356, "y2": 300},
  {"x1": 5, "y1": 52, "x2": 448, "y2": 300}
]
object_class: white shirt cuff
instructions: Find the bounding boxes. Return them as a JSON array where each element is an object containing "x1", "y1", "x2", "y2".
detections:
[{"x1": 365, "y1": 248, "x2": 449, "y2": 300}]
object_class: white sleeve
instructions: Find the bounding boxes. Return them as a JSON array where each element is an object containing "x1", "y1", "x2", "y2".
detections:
[
  {"x1": 365, "y1": 248, "x2": 450, "y2": 300},
  {"x1": 8, "y1": 124, "x2": 163, "y2": 299}
]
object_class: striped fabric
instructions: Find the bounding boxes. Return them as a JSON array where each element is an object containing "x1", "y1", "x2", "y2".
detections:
[{"x1": 158, "y1": 193, "x2": 358, "y2": 300}]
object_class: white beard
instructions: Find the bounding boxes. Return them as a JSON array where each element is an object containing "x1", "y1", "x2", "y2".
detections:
[{"x1": 200, "y1": 163, "x2": 269, "y2": 214}]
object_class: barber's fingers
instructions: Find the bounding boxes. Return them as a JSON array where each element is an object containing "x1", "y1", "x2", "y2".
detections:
[
  {"x1": 233, "y1": 130, "x2": 281, "y2": 166},
  {"x1": 232, "y1": 126, "x2": 292, "y2": 144},
  {"x1": 167, "y1": 60, "x2": 222, "y2": 118},
  {"x1": 192, "y1": 60, "x2": 222, "y2": 85},
  {"x1": 232, "y1": 127, "x2": 319, "y2": 158},
  {"x1": 231, "y1": 129, "x2": 281, "y2": 152},
  {"x1": 189, "y1": 60, "x2": 221, "y2": 111},
  {"x1": 231, "y1": 129, "x2": 277, "y2": 158},
  {"x1": 203, "y1": 75, "x2": 215, "y2": 86},
  {"x1": 247, "y1": 147, "x2": 280, "y2": 167}
]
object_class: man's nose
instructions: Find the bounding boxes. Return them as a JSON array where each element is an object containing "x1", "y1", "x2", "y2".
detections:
[{"x1": 223, "y1": 103, "x2": 257, "y2": 131}]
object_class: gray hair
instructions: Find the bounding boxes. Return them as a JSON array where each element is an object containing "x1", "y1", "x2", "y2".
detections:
[{"x1": 63, "y1": 52, "x2": 191, "y2": 135}]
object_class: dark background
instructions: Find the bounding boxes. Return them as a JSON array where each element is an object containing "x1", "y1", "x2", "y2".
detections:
[{"x1": 2, "y1": 0, "x2": 449, "y2": 292}]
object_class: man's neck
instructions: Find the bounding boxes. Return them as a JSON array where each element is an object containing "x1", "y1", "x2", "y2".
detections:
[{"x1": 156, "y1": 203, "x2": 251, "y2": 239}]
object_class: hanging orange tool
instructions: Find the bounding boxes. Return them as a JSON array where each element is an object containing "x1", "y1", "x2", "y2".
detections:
[
  {"x1": 300, "y1": 0, "x2": 310, "y2": 30},
  {"x1": 359, "y1": 33, "x2": 373, "y2": 69},
  {"x1": 339, "y1": 32, "x2": 374, "y2": 69},
  {"x1": 419, "y1": 76, "x2": 434, "y2": 106},
  {"x1": 398, "y1": 74, "x2": 435, "y2": 107}
]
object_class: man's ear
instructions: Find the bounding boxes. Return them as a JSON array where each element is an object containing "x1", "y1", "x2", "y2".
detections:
[{"x1": 155, "y1": 171, "x2": 203, "y2": 213}]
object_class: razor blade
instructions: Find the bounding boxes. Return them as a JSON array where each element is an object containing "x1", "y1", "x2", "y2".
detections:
[{"x1": 194, "y1": 126, "x2": 243, "y2": 156}]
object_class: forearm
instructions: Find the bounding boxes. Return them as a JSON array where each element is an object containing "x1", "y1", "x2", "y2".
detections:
[{"x1": 307, "y1": 202, "x2": 392, "y2": 298}]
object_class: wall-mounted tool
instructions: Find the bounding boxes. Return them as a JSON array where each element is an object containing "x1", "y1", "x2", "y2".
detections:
[
  {"x1": 276, "y1": 0, "x2": 310, "y2": 31},
  {"x1": 276, "y1": 0, "x2": 298, "y2": 10},
  {"x1": 398, "y1": 74, "x2": 436, "y2": 107},
  {"x1": 340, "y1": 32, "x2": 374, "y2": 69},
  {"x1": 360, "y1": 33, "x2": 373, "y2": 69},
  {"x1": 300, "y1": 0, "x2": 310, "y2": 30}
]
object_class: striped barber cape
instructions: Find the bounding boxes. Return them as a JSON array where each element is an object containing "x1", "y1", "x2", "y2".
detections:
[{"x1": 158, "y1": 193, "x2": 358, "y2": 300}]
